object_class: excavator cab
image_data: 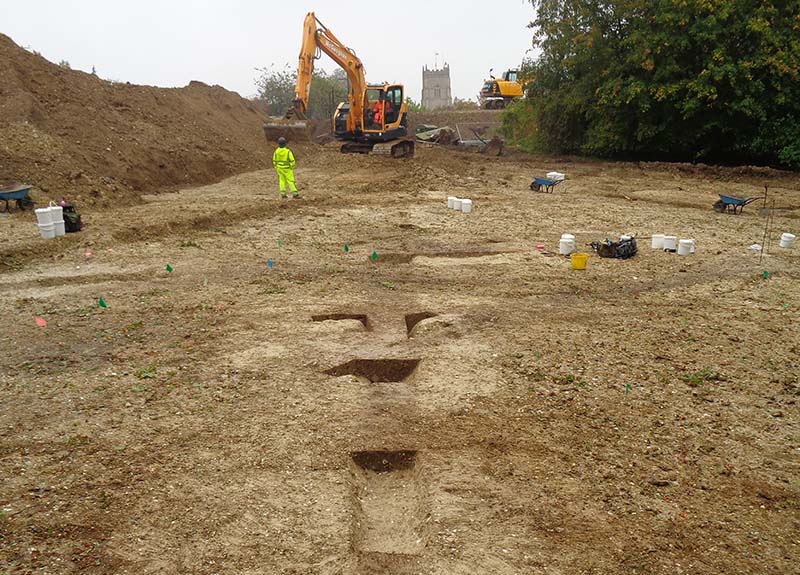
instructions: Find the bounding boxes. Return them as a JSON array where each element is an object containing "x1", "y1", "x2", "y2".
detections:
[
  {"x1": 361, "y1": 85, "x2": 406, "y2": 138},
  {"x1": 332, "y1": 83, "x2": 412, "y2": 156},
  {"x1": 479, "y1": 69, "x2": 524, "y2": 109},
  {"x1": 360, "y1": 85, "x2": 403, "y2": 132}
]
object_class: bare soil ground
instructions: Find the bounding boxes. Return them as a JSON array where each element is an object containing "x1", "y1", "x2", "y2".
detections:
[{"x1": 1, "y1": 140, "x2": 799, "y2": 574}]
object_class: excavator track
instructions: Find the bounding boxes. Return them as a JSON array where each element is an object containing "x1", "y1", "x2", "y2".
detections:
[
  {"x1": 370, "y1": 139, "x2": 415, "y2": 158},
  {"x1": 338, "y1": 140, "x2": 414, "y2": 158}
]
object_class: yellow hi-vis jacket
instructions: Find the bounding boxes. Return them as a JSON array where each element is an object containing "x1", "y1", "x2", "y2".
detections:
[{"x1": 272, "y1": 147, "x2": 296, "y2": 170}]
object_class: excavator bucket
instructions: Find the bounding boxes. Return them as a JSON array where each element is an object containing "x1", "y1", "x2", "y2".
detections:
[{"x1": 262, "y1": 117, "x2": 313, "y2": 145}]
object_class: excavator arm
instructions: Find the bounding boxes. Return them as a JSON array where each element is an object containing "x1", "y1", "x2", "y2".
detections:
[{"x1": 288, "y1": 12, "x2": 367, "y2": 134}]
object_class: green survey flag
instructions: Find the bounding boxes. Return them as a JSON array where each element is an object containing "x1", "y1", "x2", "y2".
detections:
[
  {"x1": 98, "y1": 297, "x2": 107, "y2": 309},
  {"x1": 344, "y1": 244, "x2": 350, "y2": 253},
  {"x1": 166, "y1": 264, "x2": 173, "y2": 273},
  {"x1": 371, "y1": 251, "x2": 378, "y2": 261},
  {"x1": 277, "y1": 239, "x2": 282, "y2": 248}
]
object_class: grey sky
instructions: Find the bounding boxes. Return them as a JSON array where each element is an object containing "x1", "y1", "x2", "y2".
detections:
[{"x1": 0, "y1": 1, "x2": 536, "y2": 102}]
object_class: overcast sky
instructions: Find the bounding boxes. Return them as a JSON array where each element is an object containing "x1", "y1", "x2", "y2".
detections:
[{"x1": 0, "y1": 1, "x2": 536, "y2": 102}]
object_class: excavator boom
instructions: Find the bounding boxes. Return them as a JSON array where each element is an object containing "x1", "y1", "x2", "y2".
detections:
[{"x1": 265, "y1": 12, "x2": 368, "y2": 142}]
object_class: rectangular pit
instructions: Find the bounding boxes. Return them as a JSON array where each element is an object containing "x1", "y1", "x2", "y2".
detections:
[
  {"x1": 325, "y1": 359, "x2": 420, "y2": 383},
  {"x1": 404, "y1": 312, "x2": 438, "y2": 336},
  {"x1": 350, "y1": 450, "x2": 428, "y2": 556}
]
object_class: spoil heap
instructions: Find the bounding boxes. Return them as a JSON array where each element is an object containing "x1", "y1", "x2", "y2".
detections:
[{"x1": 0, "y1": 33, "x2": 269, "y2": 205}]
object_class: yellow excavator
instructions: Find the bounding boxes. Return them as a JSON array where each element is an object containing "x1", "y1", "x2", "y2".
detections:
[
  {"x1": 263, "y1": 12, "x2": 414, "y2": 158},
  {"x1": 479, "y1": 69, "x2": 524, "y2": 109}
]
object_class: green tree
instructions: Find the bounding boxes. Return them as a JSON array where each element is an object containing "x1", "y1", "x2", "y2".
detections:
[
  {"x1": 511, "y1": 0, "x2": 800, "y2": 168},
  {"x1": 308, "y1": 69, "x2": 348, "y2": 119},
  {"x1": 255, "y1": 65, "x2": 348, "y2": 120},
  {"x1": 254, "y1": 65, "x2": 296, "y2": 116},
  {"x1": 405, "y1": 97, "x2": 424, "y2": 112}
]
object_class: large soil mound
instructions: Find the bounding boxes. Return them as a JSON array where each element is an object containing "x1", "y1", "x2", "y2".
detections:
[{"x1": 0, "y1": 33, "x2": 269, "y2": 205}]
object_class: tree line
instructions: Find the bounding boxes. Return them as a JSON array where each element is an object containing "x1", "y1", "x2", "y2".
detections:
[
  {"x1": 503, "y1": 0, "x2": 800, "y2": 168},
  {"x1": 254, "y1": 66, "x2": 476, "y2": 116}
]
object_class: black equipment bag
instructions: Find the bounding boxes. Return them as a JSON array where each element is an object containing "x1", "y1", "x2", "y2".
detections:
[
  {"x1": 592, "y1": 237, "x2": 637, "y2": 259},
  {"x1": 63, "y1": 203, "x2": 82, "y2": 233}
]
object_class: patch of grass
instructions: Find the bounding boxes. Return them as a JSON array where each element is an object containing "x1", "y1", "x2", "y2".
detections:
[
  {"x1": 524, "y1": 369, "x2": 547, "y2": 382},
  {"x1": 380, "y1": 281, "x2": 396, "y2": 289},
  {"x1": 179, "y1": 240, "x2": 201, "y2": 248},
  {"x1": 550, "y1": 373, "x2": 590, "y2": 388},
  {"x1": 95, "y1": 329, "x2": 111, "y2": 340},
  {"x1": 682, "y1": 368, "x2": 724, "y2": 387},
  {"x1": 131, "y1": 384, "x2": 147, "y2": 393},
  {"x1": 134, "y1": 364, "x2": 157, "y2": 380},
  {"x1": 76, "y1": 305, "x2": 96, "y2": 318},
  {"x1": 64, "y1": 435, "x2": 87, "y2": 447}
]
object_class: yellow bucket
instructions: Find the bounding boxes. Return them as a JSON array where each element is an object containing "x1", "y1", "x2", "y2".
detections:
[{"x1": 570, "y1": 252, "x2": 588, "y2": 270}]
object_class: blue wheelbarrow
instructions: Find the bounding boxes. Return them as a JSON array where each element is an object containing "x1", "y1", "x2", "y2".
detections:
[
  {"x1": 713, "y1": 194, "x2": 763, "y2": 214},
  {"x1": 0, "y1": 184, "x2": 34, "y2": 212},
  {"x1": 529, "y1": 176, "x2": 565, "y2": 193}
]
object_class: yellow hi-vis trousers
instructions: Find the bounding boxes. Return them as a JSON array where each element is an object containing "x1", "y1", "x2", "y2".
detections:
[{"x1": 277, "y1": 167, "x2": 297, "y2": 196}]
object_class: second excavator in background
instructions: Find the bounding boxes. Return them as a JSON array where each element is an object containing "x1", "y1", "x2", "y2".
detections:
[
  {"x1": 263, "y1": 12, "x2": 414, "y2": 158},
  {"x1": 479, "y1": 69, "x2": 524, "y2": 109}
]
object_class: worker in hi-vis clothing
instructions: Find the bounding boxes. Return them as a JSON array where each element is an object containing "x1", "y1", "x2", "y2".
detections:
[{"x1": 272, "y1": 137, "x2": 299, "y2": 199}]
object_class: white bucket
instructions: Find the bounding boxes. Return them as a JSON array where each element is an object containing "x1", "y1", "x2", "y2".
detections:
[
  {"x1": 49, "y1": 204, "x2": 63, "y2": 222},
  {"x1": 651, "y1": 234, "x2": 665, "y2": 249},
  {"x1": 48, "y1": 204, "x2": 64, "y2": 237},
  {"x1": 678, "y1": 239, "x2": 694, "y2": 256},
  {"x1": 461, "y1": 199, "x2": 473, "y2": 213},
  {"x1": 663, "y1": 236, "x2": 677, "y2": 252},
  {"x1": 452, "y1": 198, "x2": 463, "y2": 211},
  {"x1": 35, "y1": 207, "x2": 53, "y2": 226},
  {"x1": 447, "y1": 196, "x2": 457, "y2": 209},
  {"x1": 561, "y1": 233, "x2": 575, "y2": 241},
  {"x1": 38, "y1": 222, "x2": 55, "y2": 240},
  {"x1": 779, "y1": 233, "x2": 796, "y2": 249},
  {"x1": 559, "y1": 238, "x2": 575, "y2": 255}
]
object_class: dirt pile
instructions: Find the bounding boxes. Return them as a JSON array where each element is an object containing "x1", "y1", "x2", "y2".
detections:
[{"x1": 0, "y1": 33, "x2": 270, "y2": 205}]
